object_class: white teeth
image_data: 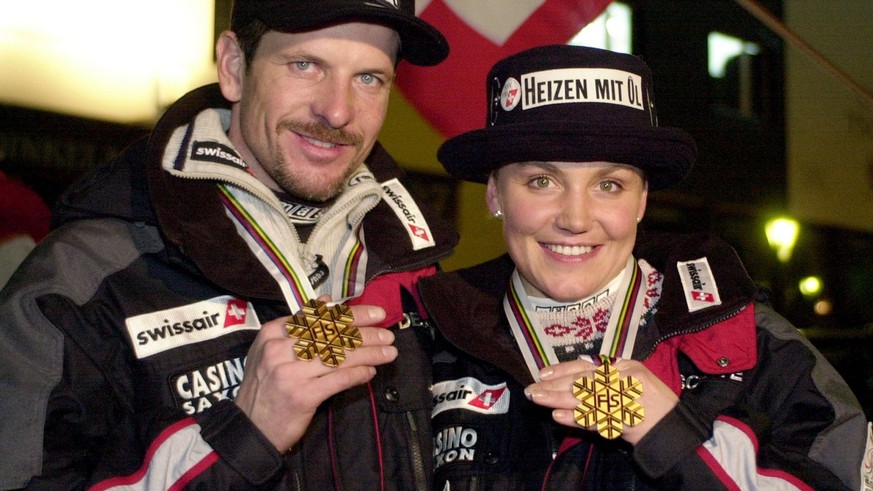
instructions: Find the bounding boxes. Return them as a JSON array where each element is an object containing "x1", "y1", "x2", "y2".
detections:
[
  {"x1": 302, "y1": 136, "x2": 336, "y2": 148},
  {"x1": 547, "y1": 244, "x2": 593, "y2": 256}
]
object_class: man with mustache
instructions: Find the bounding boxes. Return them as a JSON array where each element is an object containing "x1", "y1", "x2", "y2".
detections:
[{"x1": 0, "y1": 1, "x2": 456, "y2": 489}]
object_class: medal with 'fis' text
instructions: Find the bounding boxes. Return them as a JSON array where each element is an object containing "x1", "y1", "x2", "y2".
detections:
[
  {"x1": 573, "y1": 358, "x2": 645, "y2": 439},
  {"x1": 285, "y1": 299, "x2": 361, "y2": 367}
]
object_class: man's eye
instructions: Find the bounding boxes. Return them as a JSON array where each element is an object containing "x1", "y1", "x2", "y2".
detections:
[
  {"x1": 360, "y1": 73, "x2": 380, "y2": 85},
  {"x1": 294, "y1": 61, "x2": 312, "y2": 70}
]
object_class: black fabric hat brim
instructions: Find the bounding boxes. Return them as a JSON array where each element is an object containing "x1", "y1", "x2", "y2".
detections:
[
  {"x1": 235, "y1": 1, "x2": 448, "y2": 66},
  {"x1": 438, "y1": 123, "x2": 696, "y2": 190}
]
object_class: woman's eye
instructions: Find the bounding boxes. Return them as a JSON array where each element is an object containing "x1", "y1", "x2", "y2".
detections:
[
  {"x1": 599, "y1": 180, "x2": 620, "y2": 192},
  {"x1": 531, "y1": 176, "x2": 551, "y2": 188}
]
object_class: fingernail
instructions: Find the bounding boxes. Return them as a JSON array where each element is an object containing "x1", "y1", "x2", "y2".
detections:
[
  {"x1": 539, "y1": 368, "x2": 554, "y2": 380},
  {"x1": 366, "y1": 305, "x2": 386, "y2": 320},
  {"x1": 377, "y1": 329, "x2": 395, "y2": 343},
  {"x1": 524, "y1": 389, "x2": 542, "y2": 400},
  {"x1": 383, "y1": 346, "x2": 398, "y2": 359}
]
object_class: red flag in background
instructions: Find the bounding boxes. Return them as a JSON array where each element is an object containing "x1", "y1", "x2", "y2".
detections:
[{"x1": 396, "y1": 0, "x2": 614, "y2": 138}]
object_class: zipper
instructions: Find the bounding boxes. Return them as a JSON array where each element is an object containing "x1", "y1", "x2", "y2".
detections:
[
  {"x1": 545, "y1": 423, "x2": 558, "y2": 460},
  {"x1": 285, "y1": 452, "x2": 303, "y2": 491},
  {"x1": 292, "y1": 469, "x2": 302, "y2": 491},
  {"x1": 639, "y1": 303, "x2": 748, "y2": 360},
  {"x1": 405, "y1": 412, "x2": 429, "y2": 489},
  {"x1": 216, "y1": 180, "x2": 303, "y2": 243},
  {"x1": 400, "y1": 312, "x2": 432, "y2": 489},
  {"x1": 299, "y1": 185, "x2": 380, "y2": 268},
  {"x1": 363, "y1": 244, "x2": 455, "y2": 283}
]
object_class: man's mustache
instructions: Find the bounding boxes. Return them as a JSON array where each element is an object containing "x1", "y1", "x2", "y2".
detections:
[{"x1": 278, "y1": 120, "x2": 362, "y2": 147}]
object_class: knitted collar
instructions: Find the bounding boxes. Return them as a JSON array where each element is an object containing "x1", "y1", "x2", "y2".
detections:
[{"x1": 504, "y1": 257, "x2": 663, "y2": 380}]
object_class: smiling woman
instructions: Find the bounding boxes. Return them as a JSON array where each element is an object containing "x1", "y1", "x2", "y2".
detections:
[
  {"x1": 417, "y1": 44, "x2": 870, "y2": 490},
  {"x1": 488, "y1": 161, "x2": 647, "y2": 302}
]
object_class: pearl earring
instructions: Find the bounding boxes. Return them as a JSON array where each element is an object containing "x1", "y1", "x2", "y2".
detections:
[{"x1": 493, "y1": 210, "x2": 503, "y2": 219}]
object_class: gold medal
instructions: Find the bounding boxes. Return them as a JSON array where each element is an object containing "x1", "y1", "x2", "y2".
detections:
[
  {"x1": 285, "y1": 299, "x2": 361, "y2": 367},
  {"x1": 573, "y1": 359, "x2": 644, "y2": 439}
]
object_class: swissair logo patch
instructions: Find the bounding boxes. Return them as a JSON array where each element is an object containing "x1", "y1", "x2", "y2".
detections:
[
  {"x1": 190, "y1": 141, "x2": 247, "y2": 170},
  {"x1": 677, "y1": 257, "x2": 722, "y2": 313},
  {"x1": 381, "y1": 178, "x2": 436, "y2": 250},
  {"x1": 432, "y1": 377, "x2": 510, "y2": 417},
  {"x1": 126, "y1": 296, "x2": 261, "y2": 359}
]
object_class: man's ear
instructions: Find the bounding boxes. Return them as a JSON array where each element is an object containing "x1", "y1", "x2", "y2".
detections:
[{"x1": 216, "y1": 31, "x2": 244, "y2": 103}]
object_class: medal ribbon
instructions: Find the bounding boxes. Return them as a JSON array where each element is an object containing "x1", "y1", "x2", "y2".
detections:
[
  {"x1": 338, "y1": 225, "x2": 367, "y2": 300},
  {"x1": 218, "y1": 184, "x2": 366, "y2": 312},
  {"x1": 599, "y1": 255, "x2": 645, "y2": 360},
  {"x1": 505, "y1": 275, "x2": 550, "y2": 374},
  {"x1": 504, "y1": 256, "x2": 646, "y2": 380}
]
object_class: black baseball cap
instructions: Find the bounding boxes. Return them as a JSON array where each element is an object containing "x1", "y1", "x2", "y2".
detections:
[{"x1": 231, "y1": 0, "x2": 449, "y2": 66}]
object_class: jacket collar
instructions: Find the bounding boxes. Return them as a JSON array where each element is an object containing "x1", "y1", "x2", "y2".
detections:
[
  {"x1": 145, "y1": 84, "x2": 457, "y2": 301},
  {"x1": 419, "y1": 232, "x2": 759, "y2": 386}
]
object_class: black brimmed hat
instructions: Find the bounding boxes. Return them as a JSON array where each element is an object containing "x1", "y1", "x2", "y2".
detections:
[
  {"x1": 437, "y1": 45, "x2": 695, "y2": 189},
  {"x1": 231, "y1": 0, "x2": 448, "y2": 66}
]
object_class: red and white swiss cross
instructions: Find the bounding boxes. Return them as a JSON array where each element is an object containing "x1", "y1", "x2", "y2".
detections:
[
  {"x1": 397, "y1": 0, "x2": 613, "y2": 137},
  {"x1": 432, "y1": 376, "x2": 510, "y2": 417}
]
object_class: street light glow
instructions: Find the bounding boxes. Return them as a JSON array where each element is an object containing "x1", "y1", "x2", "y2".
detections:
[
  {"x1": 798, "y1": 276, "x2": 822, "y2": 297},
  {"x1": 765, "y1": 217, "x2": 799, "y2": 263}
]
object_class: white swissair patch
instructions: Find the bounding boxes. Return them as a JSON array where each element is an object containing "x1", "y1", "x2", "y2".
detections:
[
  {"x1": 381, "y1": 178, "x2": 436, "y2": 250},
  {"x1": 126, "y1": 296, "x2": 261, "y2": 359},
  {"x1": 432, "y1": 377, "x2": 510, "y2": 417},
  {"x1": 677, "y1": 257, "x2": 722, "y2": 313}
]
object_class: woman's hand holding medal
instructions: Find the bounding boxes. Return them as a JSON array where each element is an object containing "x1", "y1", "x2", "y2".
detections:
[{"x1": 525, "y1": 357, "x2": 679, "y2": 445}]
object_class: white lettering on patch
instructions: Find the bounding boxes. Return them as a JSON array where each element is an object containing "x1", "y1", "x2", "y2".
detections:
[
  {"x1": 126, "y1": 296, "x2": 260, "y2": 359},
  {"x1": 173, "y1": 356, "x2": 247, "y2": 414},
  {"x1": 381, "y1": 178, "x2": 436, "y2": 250},
  {"x1": 190, "y1": 141, "x2": 246, "y2": 169},
  {"x1": 432, "y1": 377, "x2": 510, "y2": 417},
  {"x1": 677, "y1": 257, "x2": 722, "y2": 313},
  {"x1": 433, "y1": 426, "x2": 478, "y2": 469}
]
